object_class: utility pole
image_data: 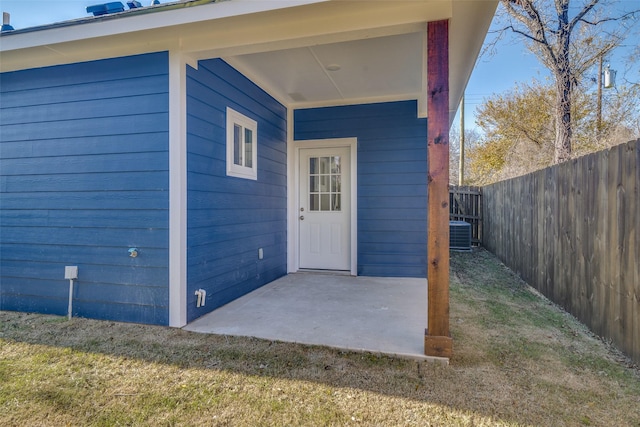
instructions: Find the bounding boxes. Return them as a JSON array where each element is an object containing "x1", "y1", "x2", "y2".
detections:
[
  {"x1": 597, "y1": 54, "x2": 603, "y2": 136},
  {"x1": 597, "y1": 53, "x2": 617, "y2": 139},
  {"x1": 458, "y1": 95, "x2": 465, "y2": 186}
]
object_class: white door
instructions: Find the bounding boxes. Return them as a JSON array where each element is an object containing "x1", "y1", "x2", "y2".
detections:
[{"x1": 299, "y1": 147, "x2": 351, "y2": 270}]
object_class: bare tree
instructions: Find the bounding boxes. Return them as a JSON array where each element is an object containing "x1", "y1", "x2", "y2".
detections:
[
  {"x1": 498, "y1": 0, "x2": 639, "y2": 163},
  {"x1": 468, "y1": 77, "x2": 639, "y2": 184}
]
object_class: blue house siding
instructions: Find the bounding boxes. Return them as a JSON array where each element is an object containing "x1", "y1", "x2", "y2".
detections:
[
  {"x1": 0, "y1": 52, "x2": 170, "y2": 325},
  {"x1": 186, "y1": 59, "x2": 287, "y2": 322},
  {"x1": 294, "y1": 101, "x2": 427, "y2": 277}
]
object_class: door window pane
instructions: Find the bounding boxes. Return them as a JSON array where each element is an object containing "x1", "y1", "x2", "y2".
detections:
[
  {"x1": 320, "y1": 194, "x2": 330, "y2": 211},
  {"x1": 308, "y1": 155, "x2": 342, "y2": 212},
  {"x1": 331, "y1": 194, "x2": 341, "y2": 211},
  {"x1": 331, "y1": 176, "x2": 340, "y2": 192},
  {"x1": 310, "y1": 194, "x2": 319, "y2": 211},
  {"x1": 320, "y1": 157, "x2": 330, "y2": 174},
  {"x1": 331, "y1": 157, "x2": 341, "y2": 174},
  {"x1": 320, "y1": 176, "x2": 330, "y2": 192}
]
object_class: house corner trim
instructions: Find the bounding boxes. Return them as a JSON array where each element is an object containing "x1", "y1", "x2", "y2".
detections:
[{"x1": 169, "y1": 51, "x2": 188, "y2": 327}]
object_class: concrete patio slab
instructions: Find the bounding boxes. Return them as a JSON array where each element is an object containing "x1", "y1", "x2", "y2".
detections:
[{"x1": 184, "y1": 273, "x2": 443, "y2": 362}]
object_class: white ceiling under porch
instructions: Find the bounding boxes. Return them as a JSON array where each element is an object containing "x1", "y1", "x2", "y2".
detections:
[{"x1": 225, "y1": 32, "x2": 425, "y2": 110}]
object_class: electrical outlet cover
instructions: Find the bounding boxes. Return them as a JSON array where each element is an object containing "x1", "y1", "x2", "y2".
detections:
[{"x1": 64, "y1": 266, "x2": 78, "y2": 280}]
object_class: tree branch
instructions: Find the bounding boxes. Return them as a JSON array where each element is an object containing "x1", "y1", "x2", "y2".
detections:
[
  {"x1": 502, "y1": 0, "x2": 558, "y2": 64},
  {"x1": 579, "y1": 9, "x2": 640, "y2": 26},
  {"x1": 568, "y1": 0, "x2": 599, "y2": 32},
  {"x1": 504, "y1": 25, "x2": 546, "y2": 45},
  {"x1": 517, "y1": 125, "x2": 546, "y2": 146}
]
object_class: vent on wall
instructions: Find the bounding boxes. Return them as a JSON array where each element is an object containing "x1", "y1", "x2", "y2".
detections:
[{"x1": 450, "y1": 221, "x2": 472, "y2": 251}]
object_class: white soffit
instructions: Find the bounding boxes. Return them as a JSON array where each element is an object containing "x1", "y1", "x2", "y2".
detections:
[{"x1": 225, "y1": 32, "x2": 424, "y2": 109}]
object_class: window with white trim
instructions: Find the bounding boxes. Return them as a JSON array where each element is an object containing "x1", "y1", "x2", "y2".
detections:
[{"x1": 226, "y1": 107, "x2": 257, "y2": 180}]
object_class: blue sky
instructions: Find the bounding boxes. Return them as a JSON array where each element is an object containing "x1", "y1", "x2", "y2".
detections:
[
  {"x1": 461, "y1": 1, "x2": 640, "y2": 134},
  {"x1": 2, "y1": 0, "x2": 638, "y2": 132}
]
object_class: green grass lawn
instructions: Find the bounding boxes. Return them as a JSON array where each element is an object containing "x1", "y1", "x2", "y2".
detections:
[{"x1": 1, "y1": 249, "x2": 639, "y2": 426}]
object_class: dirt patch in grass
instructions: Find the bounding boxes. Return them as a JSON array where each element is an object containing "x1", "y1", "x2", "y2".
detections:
[{"x1": 1, "y1": 249, "x2": 639, "y2": 426}]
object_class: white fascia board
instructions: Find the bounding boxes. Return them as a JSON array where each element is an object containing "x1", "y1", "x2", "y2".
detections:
[{"x1": 0, "y1": 0, "x2": 329, "y2": 52}]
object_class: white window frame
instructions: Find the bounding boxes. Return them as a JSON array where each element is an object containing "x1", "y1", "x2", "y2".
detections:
[{"x1": 226, "y1": 107, "x2": 258, "y2": 180}]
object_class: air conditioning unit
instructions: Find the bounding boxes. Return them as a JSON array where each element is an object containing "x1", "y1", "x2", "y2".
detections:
[{"x1": 450, "y1": 221, "x2": 471, "y2": 251}]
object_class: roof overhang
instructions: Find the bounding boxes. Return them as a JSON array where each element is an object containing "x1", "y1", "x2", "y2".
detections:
[{"x1": 0, "y1": 0, "x2": 497, "y2": 122}]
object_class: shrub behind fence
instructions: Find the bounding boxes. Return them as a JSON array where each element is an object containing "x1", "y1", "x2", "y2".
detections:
[{"x1": 482, "y1": 139, "x2": 639, "y2": 364}]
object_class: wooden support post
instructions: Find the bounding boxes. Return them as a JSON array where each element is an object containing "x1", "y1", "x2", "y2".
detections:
[{"x1": 425, "y1": 19, "x2": 452, "y2": 358}]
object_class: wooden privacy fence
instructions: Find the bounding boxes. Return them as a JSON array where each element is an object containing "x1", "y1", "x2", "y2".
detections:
[
  {"x1": 449, "y1": 185, "x2": 482, "y2": 245},
  {"x1": 482, "y1": 139, "x2": 639, "y2": 364}
]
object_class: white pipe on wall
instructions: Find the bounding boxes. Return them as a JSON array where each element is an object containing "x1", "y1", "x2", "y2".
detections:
[{"x1": 68, "y1": 279, "x2": 74, "y2": 320}]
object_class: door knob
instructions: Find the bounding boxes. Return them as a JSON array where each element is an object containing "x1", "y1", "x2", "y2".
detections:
[{"x1": 299, "y1": 215, "x2": 305, "y2": 220}]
